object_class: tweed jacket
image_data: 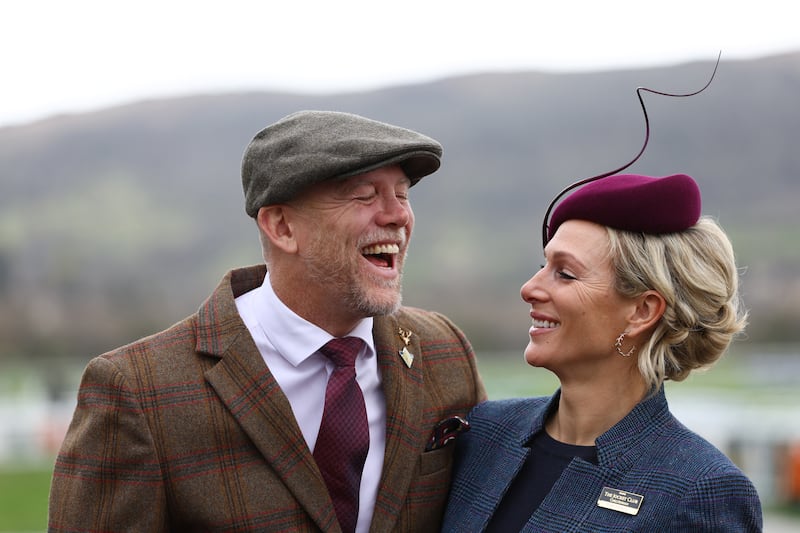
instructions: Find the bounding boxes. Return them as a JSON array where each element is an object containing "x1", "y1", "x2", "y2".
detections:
[
  {"x1": 442, "y1": 388, "x2": 763, "y2": 532},
  {"x1": 49, "y1": 265, "x2": 486, "y2": 532}
]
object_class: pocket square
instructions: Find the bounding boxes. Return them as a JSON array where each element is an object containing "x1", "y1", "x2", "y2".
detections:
[{"x1": 425, "y1": 416, "x2": 470, "y2": 451}]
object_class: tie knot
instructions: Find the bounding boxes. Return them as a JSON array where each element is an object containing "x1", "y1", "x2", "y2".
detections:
[{"x1": 319, "y1": 337, "x2": 363, "y2": 368}]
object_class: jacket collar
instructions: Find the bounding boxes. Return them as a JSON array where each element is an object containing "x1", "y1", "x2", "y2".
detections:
[
  {"x1": 518, "y1": 387, "x2": 671, "y2": 467},
  {"x1": 195, "y1": 265, "x2": 267, "y2": 359},
  {"x1": 594, "y1": 387, "x2": 671, "y2": 468}
]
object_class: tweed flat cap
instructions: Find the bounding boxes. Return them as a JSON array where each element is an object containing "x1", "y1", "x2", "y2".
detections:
[
  {"x1": 241, "y1": 110, "x2": 442, "y2": 217},
  {"x1": 548, "y1": 173, "x2": 702, "y2": 239}
]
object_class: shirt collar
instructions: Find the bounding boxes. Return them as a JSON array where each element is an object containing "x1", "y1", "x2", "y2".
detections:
[{"x1": 257, "y1": 271, "x2": 375, "y2": 367}]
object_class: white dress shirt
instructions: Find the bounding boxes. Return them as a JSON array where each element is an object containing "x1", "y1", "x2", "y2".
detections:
[{"x1": 235, "y1": 272, "x2": 386, "y2": 533}]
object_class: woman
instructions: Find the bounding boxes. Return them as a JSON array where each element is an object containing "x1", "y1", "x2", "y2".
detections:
[{"x1": 442, "y1": 173, "x2": 763, "y2": 532}]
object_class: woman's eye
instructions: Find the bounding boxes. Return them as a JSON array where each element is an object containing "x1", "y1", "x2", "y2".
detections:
[{"x1": 540, "y1": 263, "x2": 575, "y2": 280}]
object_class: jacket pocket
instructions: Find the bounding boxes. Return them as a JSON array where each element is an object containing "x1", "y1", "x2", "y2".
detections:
[{"x1": 419, "y1": 445, "x2": 454, "y2": 476}]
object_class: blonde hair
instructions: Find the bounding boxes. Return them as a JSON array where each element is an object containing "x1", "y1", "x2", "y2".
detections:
[{"x1": 607, "y1": 216, "x2": 747, "y2": 391}]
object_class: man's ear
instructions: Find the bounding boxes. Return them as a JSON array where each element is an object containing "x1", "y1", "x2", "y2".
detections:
[
  {"x1": 257, "y1": 205, "x2": 298, "y2": 254},
  {"x1": 627, "y1": 290, "x2": 667, "y2": 337}
]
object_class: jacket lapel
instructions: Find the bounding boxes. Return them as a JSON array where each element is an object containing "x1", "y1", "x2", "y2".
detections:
[
  {"x1": 199, "y1": 268, "x2": 340, "y2": 532},
  {"x1": 448, "y1": 394, "x2": 557, "y2": 531},
  {"x1": 368, "y1": 314, "x2": 425, "y2": 531},
  {"x1": 473, "y1": 406, "x2": 545, "y2": 530}
]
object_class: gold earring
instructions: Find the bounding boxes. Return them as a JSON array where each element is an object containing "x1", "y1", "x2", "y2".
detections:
[{"x1": 615, "y1": 332, "x2": 636, "y2": 357}]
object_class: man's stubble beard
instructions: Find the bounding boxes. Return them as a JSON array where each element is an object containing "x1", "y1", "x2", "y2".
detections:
[{"x1": 302, "y1": 230, "x2": 407, "y2": 318}]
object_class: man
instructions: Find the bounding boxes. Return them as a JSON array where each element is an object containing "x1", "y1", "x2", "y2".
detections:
[{"x1": 48, "y1": 110, "x2": 487, "y2": 532}]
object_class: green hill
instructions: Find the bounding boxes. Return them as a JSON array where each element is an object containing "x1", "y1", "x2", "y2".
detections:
[{"x1": 2, "y1": 52, "x2": 798, "y2": 359}]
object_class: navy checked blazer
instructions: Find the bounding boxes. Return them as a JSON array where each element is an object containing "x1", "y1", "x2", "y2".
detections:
[{"x1": 442, "y1": 388, "x2": 763, "y2": 532}]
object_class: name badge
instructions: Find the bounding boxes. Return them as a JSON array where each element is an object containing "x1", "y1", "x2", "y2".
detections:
[{"x1": 597, "y1": 486, "x2": 644, "y2": 516}]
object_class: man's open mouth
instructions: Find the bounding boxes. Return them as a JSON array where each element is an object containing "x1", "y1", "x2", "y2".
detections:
[{"x1": 362, "y1": 243, "x2": 400, "y2": 268}]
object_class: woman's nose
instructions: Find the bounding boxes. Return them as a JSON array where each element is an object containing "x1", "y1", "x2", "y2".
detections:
[{"x1": 520, "y1": 268, "x2": 546, "y2": 303}]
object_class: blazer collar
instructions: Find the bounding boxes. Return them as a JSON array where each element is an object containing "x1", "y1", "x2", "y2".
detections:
[
  {"x1": 195, "y1": 265, "x2": 268, "y2": 359},
  {"x1": 519, "y1": 387, "x2": 671, "y2": 467},
  {"x1": 594, "y1": 387, "x2": 670, "y2": 469},
  {"x1": 200, "y1": 265, "x2": 341, "y2": 532}
]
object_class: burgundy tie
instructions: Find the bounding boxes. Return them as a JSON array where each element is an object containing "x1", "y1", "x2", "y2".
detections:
[{"x1": 313, "y1": 337, "x2": 369, "y2": 533}]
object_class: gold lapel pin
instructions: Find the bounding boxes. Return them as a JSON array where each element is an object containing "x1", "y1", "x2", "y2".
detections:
[{"x1": 397, "y1": 327, "x2": 414, "y2": 368}]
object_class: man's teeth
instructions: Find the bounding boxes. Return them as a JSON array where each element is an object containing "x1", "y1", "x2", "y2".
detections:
[
  {"x1": 533, "y1": 319, "x2": 560, "y2": 329},
  {"x1": 362, "y1": 244, "x2": 400, "y2": 255}
]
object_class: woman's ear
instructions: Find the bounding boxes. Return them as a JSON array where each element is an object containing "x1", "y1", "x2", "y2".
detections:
[
  {"x1": 627, "y1": 290, "x2": 667, "y2": 337},
  {"x1": 257, "y1": 205, "x2": 298, "y2": 254}
]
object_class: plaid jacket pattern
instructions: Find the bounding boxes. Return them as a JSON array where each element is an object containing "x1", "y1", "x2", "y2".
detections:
[
  {"x1": 442, "y1": 388, "x2": 763, "y2": 532},
  {"x1": 49, "y1": 265, "x2": 486, "y2": 532}
]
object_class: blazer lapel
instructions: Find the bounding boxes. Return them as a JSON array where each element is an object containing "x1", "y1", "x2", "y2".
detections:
[
  {"x1": 199, "y1": 268, "x2": 340, "y2": 532},
  {"x1": 450, "y1": 395, "x2": 556, "y2": 531},
  {"x1": 468, "y1": 424, "x2": 534, "y2": 530},
  {"x1": 368, "y1": 314, "x2": 425, "y2": 531}
]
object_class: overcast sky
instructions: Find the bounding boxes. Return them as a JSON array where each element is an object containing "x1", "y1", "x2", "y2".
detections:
[{"x1": 3, "y1": 0, "x2": 799, "y2": 128}]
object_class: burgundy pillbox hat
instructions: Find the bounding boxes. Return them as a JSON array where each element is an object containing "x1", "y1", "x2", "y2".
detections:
[{"x1": 547, "y1": 173, "x2": 702, "y2": 240}]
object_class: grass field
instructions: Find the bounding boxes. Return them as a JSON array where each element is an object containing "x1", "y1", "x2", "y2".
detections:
[{"x1": 0, "y1": 463, "x2": 52, "y2": 532}]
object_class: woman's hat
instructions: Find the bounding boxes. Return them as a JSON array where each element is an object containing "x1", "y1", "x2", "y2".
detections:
[{"x1": 546, "y1": 173, "x2": 701, "y2": 241}]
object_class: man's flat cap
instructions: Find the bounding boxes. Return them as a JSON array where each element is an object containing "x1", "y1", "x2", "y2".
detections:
[
  {"x1": 242, "y1": 110, "x2": 442, "y2": 217},
  {"x1": 548, "y1": 173, "x2": 702, "y2": 239}
]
